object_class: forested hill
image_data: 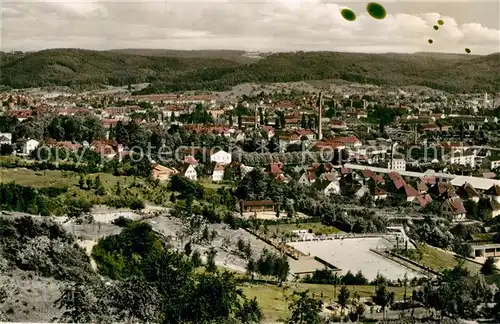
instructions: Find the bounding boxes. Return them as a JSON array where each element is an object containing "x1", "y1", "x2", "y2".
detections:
[{"x1": 0, "y1": 48, "x2": 499, "y2": 93}]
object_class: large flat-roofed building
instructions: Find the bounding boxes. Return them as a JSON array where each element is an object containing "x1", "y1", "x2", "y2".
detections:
[{"x1": 470, "y1": 243, "x2": 500, "y2": 258}]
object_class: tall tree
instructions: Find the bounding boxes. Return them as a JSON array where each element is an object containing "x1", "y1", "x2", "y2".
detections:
[
  {"x1": 481, "y1": 257, "x2": 498, "y2": 275},
  {"x1": 373, "y1": 284, "x2": 395, "y2": 321},
  {"x1": 286, "y1": 290, "x2": 323, "y2": 324},
  {"x1": 337, "y1": 285, "x2": 350, "y2": 318},
  {"x1": 301, "y1": 113, "x2": 307, "y2": 129},
  {"x1": 205, "y1": 247, "x2": 217, "y2": 273}
]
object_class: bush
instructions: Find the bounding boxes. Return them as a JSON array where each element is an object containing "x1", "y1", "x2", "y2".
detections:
[
  {"x1": 130, "y1": 198, "x2": 145, "y2": 210},
  {"x1": 112, "y1": 216, "x2": 135, "y2": 228}
]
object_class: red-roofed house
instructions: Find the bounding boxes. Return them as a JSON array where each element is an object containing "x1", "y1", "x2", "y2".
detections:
[
  {"x1": 313, "y1": 141, "x2": 345, "y2": 151},
  {"x1": 56, "y1": 108, "x2": 90, "y2": 116},
  {"x1": 415, "y1": 194, "x2": 433, "y2": 208},
  {"x1": 330, "y1": 120, "x2": 347, "y2": 130},
  {"x1": 261, "y1": 125, "x2": 275, "y2": 138},
  {"x1": 184, "y1": 155, "x2": 199, "y2": 166},
  {"x1": 486, "y1": 185, "x2": 500, "y2": 203},
  {"x1": 417, "y1": 181, "x2": 428, "y2": 194},
  {"x1": 152, "y1": 164, "x2": 179, "y2": 182},
  {"x1": 361, "y1": 169, "x2": 374, "y2": 179},
  {"x1": 212, "y1": 163, "x2": 226, "y2": 182},
  {"x1": 400, "y1": 184, "x2": 420, "y2": 202},
  {"x1": 371, "y1": 173, "x2": 385, "y2": 184},
  {"x1": 103, "y1": 106, "x2": 140, "y2": 117},
  {"x1": 372, "y1": 187, "x2": 388, "y2": 200},
  {"x1": 457, "y1": 183, "x2": 480, "y2": 202},
  {"x1": 52, "y1": 141, "x2": 81, "y2": 151},
  {"x1": 268, "y1": 162, "x2": 284, "y2": 176},
  {"x1": 354, "y1": 111, "x2": 368, "y2": 119},
  {"x1": 442, "y1": 196, "x2": 467, "y2": 220},
  {"x1": 420, "y1": 176, "x2": 436, "y2": 185},
  {"x1": 391, "y1": 173, "x2": 406, "y2": 190},
  {"x1": 298, "y1": 170, "x2": 317, "y2": 186},
  {"x1": 274, "y1": 101, "x2": 296, "y2": 110},
  {"x1": 278, "y1": 132, "x2": 301, "y2": 146},
  {"x1": 296, "y1": 129, "x2": 315, "y2": 141},
  {"x1": 330, "y1": 136, "x2": 362, "y2": 148},
  {"x1": 275, "y1": 173, "x2": 291, "y2": 183},
  {"x1": 7, "y1": 109, "x2": 32, "y2": 121},
  {"x1": 423, "y1": 124, "x2": 440, "y2": 132},
  {"x1": 92, "y1": 144, "x2": 116, "y2": 159},
  {"x1": 102, "y1": 119, "x2": 121, "y2": 129}
]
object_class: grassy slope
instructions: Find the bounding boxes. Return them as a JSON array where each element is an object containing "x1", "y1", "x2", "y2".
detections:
[
  {"x1": 414, "y1": 244, "x2": 481, "y2": 274},
  {"x1": 266, "y1": 222, "x2": 343, "y2": 236},
  {"x1": 1, "y1": 49, "x2": 498, "y2": 92},
  {"x1": 0, "y1": 168, "x2": 129, "y2": 189},
  {"x1": 240, "y1": 282, "x2": 407, "y2": 322},
  {"x1": 0, "y1": 168, "x2": 166, "y2": 208}
]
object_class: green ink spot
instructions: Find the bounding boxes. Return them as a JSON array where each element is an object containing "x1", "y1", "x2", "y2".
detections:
[
  {"x1": 428, "y1": 39, "x2": 433, "y2": 44},
  {"x1": 465, "y1": 48, "x2": 471, "y2": 54},
  {"x1": 433, "y1": 25, "x2": 439, "y2": 31},
  {"x1": 366, "y1": 2, "x2": 387, "y2": 20},
  {"x1": 437, "y1": 20, "x2": 444, "y2": 26},
  {"x1": 341, "y1": 9, "x2": 357, "y2": 21}
]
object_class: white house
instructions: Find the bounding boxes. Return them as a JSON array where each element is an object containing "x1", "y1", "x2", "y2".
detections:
[
  {"x1": 298, "y1": 171, "x2": 317, "y2": 186},
  {"x1": 210, "y1": 150, "x2": 232, "y2": 165},
  {"x1": 387, "y1": 158, "x2": 406, "y2": 171},
  {"x1": 212, "y1": 163, "x2": 225, "y2": 182},
  {"x1": 0, "y1": 133, "x2": 12, "y2": 146},
  {"x1": 483, "y1": 157, "x2": 500, "y2": 170},
  {"x1": 17, "y1": 139, "x2": 39, "y2": 155},
  {"x1": 179, "y1": 163, "x2": 197, "y2": 181},
  {"x1": 312, "y1": 179, "x2": 340, "y2": 196},
  {"x1": 443, "y1": 150, "x2": 476, "y2": 168},
  {"x1": 240, "y1": 164, "x2": 254, "y2": 178}
]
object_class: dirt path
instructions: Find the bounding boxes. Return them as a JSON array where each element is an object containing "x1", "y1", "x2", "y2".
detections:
[{"x1": 76, "y1": 239, "x2": 98, "y2": 271}]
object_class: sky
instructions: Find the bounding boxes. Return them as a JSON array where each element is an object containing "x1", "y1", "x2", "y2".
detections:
[{"x1": 1, "y1": 0, "x2": 499, "y2": 54}]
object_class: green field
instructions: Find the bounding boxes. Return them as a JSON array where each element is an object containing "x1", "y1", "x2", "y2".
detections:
[
  {"x1": 266, "y1": 222, "x2": 343, "y2": 236},
  {"x1": 0, "y1": 168, "x2": 174, "y2": 211},
  {"x1": 240, "y1": 282, "x2": 407, "y2": 322},
  {"x1": 198, "y1": 178, "x2": 226, "y2": 190},
  {"x1": 0, "y1": 168, "x2": 131, "y2": 189},
  {"x1": 413, "y1": 244, "x2": 481, "y2": 274}
]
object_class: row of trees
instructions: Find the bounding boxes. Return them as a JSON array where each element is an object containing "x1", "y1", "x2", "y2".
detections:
[{"x1": 246, "y1": 248, "x2": 290, "y2": 285}]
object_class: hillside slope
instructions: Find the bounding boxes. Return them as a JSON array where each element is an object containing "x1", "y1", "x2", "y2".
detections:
[
  {"x1": 1, "y1": 49, "x2": 498, "y2": 92},
  {"x1": 143, "y1": 51, "x2": 499, "y2": 93},
  {"x1": 108, "y1": 49, "x2": 261, "y2": 64},
  {"x1": 0, "y1": 48, "x2": 240, "y2": 88}
]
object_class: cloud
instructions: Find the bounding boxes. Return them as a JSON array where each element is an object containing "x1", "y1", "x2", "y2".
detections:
[{"x1": 1, "y1": 0, "x2": 499, "y2": 54}]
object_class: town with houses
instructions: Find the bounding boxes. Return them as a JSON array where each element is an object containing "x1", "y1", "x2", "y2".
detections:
[{"x1": 1, "y1": 83, "x2": 500, "y2": 322}]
